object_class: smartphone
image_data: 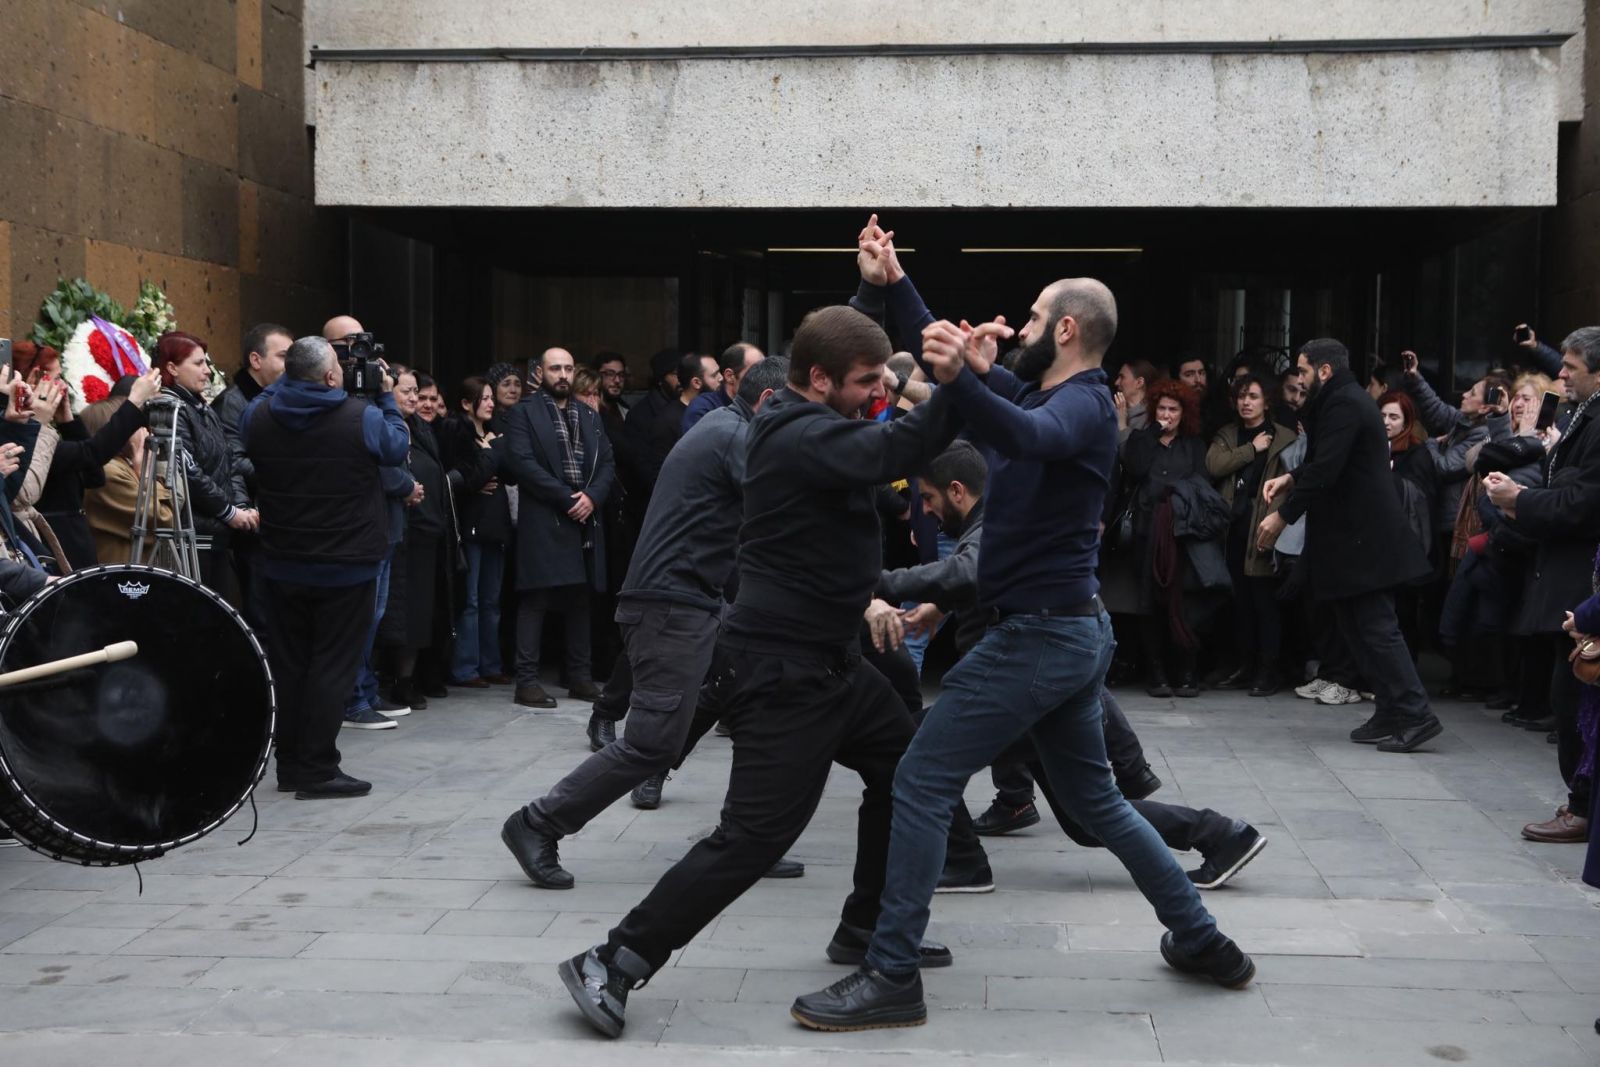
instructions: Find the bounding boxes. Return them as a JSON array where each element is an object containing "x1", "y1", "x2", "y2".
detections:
[
  {"x1": 1485, "y1": 386, "x2": 1505, "y2": 407},
  {"x1": 1402, "y1": 350, "x2": 1418, "y2": 374},
  {"x1": 1514, "y1": 325, "x2": 1534, "y2": 344},
  {"x1": 0, "y1": 339, "x2": 11, "y2": 375},
  {"x1": 1536, "y1": 390, "x2": 1561, "y2": 431}
]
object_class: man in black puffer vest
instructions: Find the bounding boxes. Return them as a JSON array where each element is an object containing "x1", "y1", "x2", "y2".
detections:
[{"x1": 243, "y1": 336, "x2": 410, "y2": 799}]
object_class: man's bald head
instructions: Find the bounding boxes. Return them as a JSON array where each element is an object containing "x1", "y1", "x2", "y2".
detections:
[
  {"x1": 1042, "y1": 278, "x2": 1118, "y2": 360},
  {"x1": 540, "y1": 347, "x2": 574, "y2": 368},
  {"x1": 322, "y1": 315, "x2": 364, "y2": 342}
]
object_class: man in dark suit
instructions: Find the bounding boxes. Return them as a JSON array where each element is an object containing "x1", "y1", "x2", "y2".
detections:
[
  {"x1": 1257, "y1": 338, "x2": 1443, "y2": 753},
  {"x1": 502, "y1": 347, "x2": 617, "y2": 709},
  {"x1": 1484, "y1": 325, "x2": 1600, "y2": 844}
]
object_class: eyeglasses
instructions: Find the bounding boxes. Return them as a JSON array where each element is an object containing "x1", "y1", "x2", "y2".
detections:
[{"x1": 599, "y1": 369, "x2": 625, "y2": 380}]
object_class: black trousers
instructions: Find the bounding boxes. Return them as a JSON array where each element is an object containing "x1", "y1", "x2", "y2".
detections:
[
  {"x1": 1328, "y1": 590, "x2": 1430, "y2": 723},
  {"x1": 1548, "y1": 631, "x2": 1588, "y2": 813},
  {"x1": 1226, "y1": 534, "x2": 1282, "y2": 672},
  {"x1": 1309, "y1": 596, "x2": 1363, "y2": 689},
  {"x1": 264, "y1": 578, "x2": 376, "y2": 785},
  {"x1": 515, "y1": 583, "x2": 593, "y2": 687},
  {"x1": 607, "y1": 636, "x2": 914, "y2": 973},
  {"x1": 526, "y1": 600, "x2": 719, "y2": 836}
]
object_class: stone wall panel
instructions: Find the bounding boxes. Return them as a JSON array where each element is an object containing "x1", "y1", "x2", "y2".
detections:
[
  {"x1": 70, "y1": 0, "x2": 237, "y2": 74},
  {"x1": 12, "y1": 226, "x2": 86, "y2": 339},
  {"x1": 262, "y1": 0, "x2": 305, "y2": 108},
  {"x1": 182, "y1": 157, "x2": 241, "y2": 267},
  {"x1": 151, "y1": 46, "x2": 239, "y2": 170},
  {"x1": 238, "y1": 86, "x2": 311, "y2": 194},
  {"x1": 86, "y1": 240, "x2": 242, "y2": 369}
]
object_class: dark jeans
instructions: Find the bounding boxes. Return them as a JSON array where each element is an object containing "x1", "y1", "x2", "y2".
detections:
[
  {"x1": 516, "y1": 583, "x2": 593, "y2": 688},
  {"x1": 527, "y1": 599, "x2": 718, "y2": 836},
  {"x1": 866, "y1": 612, "x2": 1220, "y2": 974},
  {"x1": 1309, "y1": 596, "x2": 1363, "y2": 689},
  {"x1": 991, "y1": 687, "x2": 1143, "y2": 807},
  {"x1": 345, "y1": 547, "x2": 394, "y2": 715},
  {"x1": 451, "y1": 542, "x2": 505, "y2": 682},
  {"x1": 265, "y1": 578, "x2": 376, "y2": 785},
  {"x1": 606, "y1": 637, "x2": 914, "y2": 973},
  {"x1": 991, "y1": 762, "x2": 1035, "y2": 807},
  {"x1": 1328, "y1": 590, "x2": 1430, "y2": 724},
  {"x1": 1548, "y1": 632, "x2": 1588, "y2": 814}
]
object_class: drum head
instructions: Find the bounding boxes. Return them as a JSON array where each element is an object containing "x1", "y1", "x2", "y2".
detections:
[{"x1": 0, "y1": 565, "x2": 274, "y2": 864}]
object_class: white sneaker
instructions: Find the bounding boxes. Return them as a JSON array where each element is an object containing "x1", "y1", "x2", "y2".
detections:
[
  {"x1": 1316, "y1": 684, "x2": 1363, "y2": 706},
  {"x1": 1295, "y1": 678, "x2": 1331, "y2": 700},
  {"x1": 1359, "y1": 691, "x2": 1375, "y2": 702}
]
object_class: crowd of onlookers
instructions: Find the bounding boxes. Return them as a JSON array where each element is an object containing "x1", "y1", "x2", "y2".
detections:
[{"x1": 0, "y1": 307, "x2": 1592, "y2": 851}]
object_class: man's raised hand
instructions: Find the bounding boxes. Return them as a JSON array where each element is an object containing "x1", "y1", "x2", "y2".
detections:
[
  {"x1": 857, "y1": 213, "x2": 896, "y2": 286},
  {"x1": 960, "y1": 316, "x2": 1012, "y2": 375},
  {"x1": 921, "y1": 320, "x2": 968, "y2": 385}
]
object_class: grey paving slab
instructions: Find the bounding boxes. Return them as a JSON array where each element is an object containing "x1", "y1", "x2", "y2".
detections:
[
  {"x1": 0, "y1": 952, "x2": 218, "y2": 987},
  {"x1": 159, "y1": 903, "x2": 446, "y2": 934},
  {"x1": 115, "y1": 928, "x2": 319, "y2": 958},
  {"x1": 194, "y1": 956, "x2": 468, "y2": 993},
  {"x1": 1258, "y1": 982, "x2": 1531, "y2": 1022},
  {"x1": 0, "y1": 925, "x2": 141, "y2": 955},
  {"x1": 0, "y1": 982, "x2": 228, "y2": 1032}
]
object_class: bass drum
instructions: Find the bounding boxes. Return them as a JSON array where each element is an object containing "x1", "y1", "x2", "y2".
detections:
[{"x1": 0, "y1": 565, "x2": 274, "y2": 865}]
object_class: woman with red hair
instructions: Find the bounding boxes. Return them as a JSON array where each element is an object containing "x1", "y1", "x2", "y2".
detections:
[
  {"x1": 1378, "y1": 389, "x2": 1440, "y2": 659},
  {"x1": 1122, "y1": 379, "x2": 1209, "y2": 697},
  {"x1": 153, "y1": 331, "x2": 256, "y2": 590}
]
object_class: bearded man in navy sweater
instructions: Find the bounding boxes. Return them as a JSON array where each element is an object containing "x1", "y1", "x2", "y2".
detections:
[{"x1": 792, "y1": 231, "x2": 1254, "y2": 1031}]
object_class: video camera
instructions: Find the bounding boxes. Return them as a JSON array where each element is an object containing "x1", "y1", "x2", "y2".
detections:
[
  {"x1": 143, "y1": 393, "x2": 179, "y2": 440},
  {"x1": 335, "y1": 332, "x2": 387, "y2": 399}
]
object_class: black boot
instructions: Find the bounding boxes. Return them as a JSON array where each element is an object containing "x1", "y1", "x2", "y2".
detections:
[
  {"x1": 587, "y1": 712, "x2": 617, "y2": 752},
  {"x1": 1160, "y1": 932, "x2": 1256, "y2": 988},
  {"x1": 558, "y1": 944, "x2": 652, "y2": 1038},
  {"x1": 1248, "y1": 669, "x2": 1280, "y2": 697},
  {"x1": 1146, "y1": 668, "x2": 1173, "y2": 698},
  {"x1": 824, "y1": 921, "x2": 952, "y2": 968},
  {"x1": 500, "y1": 811, "x2": 574, "y2": 889},
  {"x1": 1173, "y1": 670, "x2": 1200, "y2": 699}
]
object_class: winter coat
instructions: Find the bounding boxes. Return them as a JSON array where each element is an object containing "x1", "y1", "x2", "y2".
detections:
[
  {"x1": 1168, "y1": 475, "x2": 1232, "y2": 592},
  {"x1": 1403, "y1": 372, "x2": 1494, "y2": 535},
  {"x1": 1507, "y1": 399, "x2": 1600, "y2": 635},
  {"x1": 501, "y1": 393, "x2": 617, "y2": 591},
  {"x1": 1206, "y1": 421, "x2": 1298, "y2": 577},
  {"x1": 1121, "y1": 428, "x2": 1209, "y2": 612},
  {"x1": 211, "y1": 369, "x2": 267, "y2": 503},
  {"x1": 163, "y1": 384, "x2": 242, "y2": 543},
  {"x1": 31, "y1": 401, "x2": 148, "y2": 568},
  {"x1": 436, "y1": 414, "x2": 510, "y2": 545},
  {"x1": 1277, "y1": 368, "x2": 1431, "y2": 601}
]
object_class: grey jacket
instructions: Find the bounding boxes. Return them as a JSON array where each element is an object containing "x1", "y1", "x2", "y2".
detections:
[
  {"x1": 875, "y1": 500, "x2": 988, "y2": 655},
  {"x1": 0, "y1": 556, "x2": 47, "y2": 601},
  {"x1": 620, "y1": 397, "x2": 754, "y2": 613},
  {"x1": 1403, "y1": 372, "x2": 1502, "y2": 534}
]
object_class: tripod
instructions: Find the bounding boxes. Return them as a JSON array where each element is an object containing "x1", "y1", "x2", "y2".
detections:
[{"x1": 130, "y1": 394, "x2": 203, "y2": 580}]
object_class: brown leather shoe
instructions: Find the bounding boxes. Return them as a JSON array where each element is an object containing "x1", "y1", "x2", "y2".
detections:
[{"x1": 1521, "y1": 806, "x2": 1590, "y2": 843}]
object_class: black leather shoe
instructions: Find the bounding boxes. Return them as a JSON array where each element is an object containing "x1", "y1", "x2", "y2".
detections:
[
  {"x1": 1173, "y1": 674, "x2": 1200, "y2": 699},
  {"x1": 1349, "y1": 714, "x2": 1401, "y2": 744},
  {"x1": 569, "y1": 680, "x2": 601, "y2": 701},
  {"x1": 513, "y1": 685, "x2": 557, "y2": 709},
  {"x1": 389, "y1": 679, "x2": 427, "y2": 711},
  {"x1": 1377, "y1": 714, "x2": 1443, "y2": 753},
  {"x1": 1215, "y1": 667, "x2": 1249, "y2": 690},
  {"x1": 1147, "y1": 677, "x2": 1174, "y2": 698},
  {"x1": 763, "y1": 856, "x2": 805, "y2": 879},
  {"x1": 1508, "y1": 713, "x2": 1556, "y2": 731},
  {"x1": 972, "y1": 800, "x2": 1040, "y2": 836},
  {"x1": 1188, "y1": 825, "x2": 1267, "y2": 889},
  {"x1": 791, "y1": 967, "x2": 926, "y2": 1031},
  {"x1": 935, "y1": 864, "x2": 995, "y2": 894},
  {"x1": 1248, "y1": 672, "x2": 1280, "y2": 698},
  {"x1": 587, "y1": 713, "x2": 617, "y2": 752},
  {"x1": 500, "y1": 811, "x2": 574, "y2": 889},
  {"x1": 293, "y1": 772, "x2": 372, "y2": 800},
  {"x1": 1118, "y1": 764, "x2": 1163, "y2": 801},
  {"x1": 372, "y1": 695, "x2": 410, "y2": 714},
  {"x1": 824, "y1": 921, "x2": 952, "y2": 969},
  {"x1": 558, "y1": 944, "x2": 652, "y2": 1038},
  {"x1": 631, "y1": 775, "x2": 665, "y2": 810},
  {"x1": 1160, "y1": 931, "x2": 1256, "y2": 988}
]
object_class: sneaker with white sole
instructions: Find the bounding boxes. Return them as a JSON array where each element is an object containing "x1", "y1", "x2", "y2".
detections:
[
  {"x1": 342, "y1": 707, "x2": 398, "y2": 730},
  {"x1": 1315, "y1": 684, "x2": 1363, "y2": 706},
  {"x1": 1295, "y1": 678, "x2": 1331, "y2": 700}
]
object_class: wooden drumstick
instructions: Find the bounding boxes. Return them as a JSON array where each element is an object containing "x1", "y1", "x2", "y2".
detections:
[{"x1": 0, "y1": 641, "x2": 138, "y2": 689}]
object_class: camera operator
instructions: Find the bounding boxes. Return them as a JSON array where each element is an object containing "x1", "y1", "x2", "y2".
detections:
[{"x1": 242, "y1": 336, "x2": 410, "y2": 798}]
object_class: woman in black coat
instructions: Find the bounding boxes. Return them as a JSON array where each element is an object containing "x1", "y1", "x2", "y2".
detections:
[
  {"x1": 154, "y1": 332, "x2": 255, "y2": 592},
  {"x1": 1122, "y1": 379, "x2": 1210, "y2": 697},
  {"x1": 1379, "y1": 390, "x2": 1441, "y2": 659},
  {"x1": 438, "y1": 376, "x2": 510, "y2": 686}
]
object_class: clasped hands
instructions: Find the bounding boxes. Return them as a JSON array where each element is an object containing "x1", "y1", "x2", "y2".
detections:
[{"x1": 864, "y1": 598, "x2": 945, "y2": 653}]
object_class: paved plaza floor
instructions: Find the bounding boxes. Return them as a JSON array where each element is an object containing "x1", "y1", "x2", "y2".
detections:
[{"x1": 1, "y1": 682, "x2": 1598, "y2": 1066}]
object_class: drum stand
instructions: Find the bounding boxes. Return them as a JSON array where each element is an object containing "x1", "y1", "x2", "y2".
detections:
[{"x1": 130, "y1": 396, "x2": 203, "y2": 581}]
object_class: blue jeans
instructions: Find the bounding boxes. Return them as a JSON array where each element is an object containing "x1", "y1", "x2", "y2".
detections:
[
  {"x1": 865, "y1": 611, "x2": 1221, "y2": 974},
  {"x1": 345, "y1": 546, "x2": 395, "y2": 715},
  {"x1": 451, "y1": 542, "x2": 505, "y2": 682}
]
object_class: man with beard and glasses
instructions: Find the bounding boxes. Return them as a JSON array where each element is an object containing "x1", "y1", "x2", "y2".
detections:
[
  {"x1": 1256, "y1": 340, "x2": 1442, "y2": 752},
  {"x1": 791, "y1": 219, "x2": 1254, "y2": 1032},
  {"x1": 559, "y1": 305, "x2": 959, "y2": 1039},
  {"x1": 502, "y1": 347, "x2": 616, "y2": 709}
]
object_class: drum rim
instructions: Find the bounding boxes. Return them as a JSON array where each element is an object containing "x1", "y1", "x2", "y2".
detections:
[{"x1": 0, "y1": 563, "x2": 276, "y2": 862}]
